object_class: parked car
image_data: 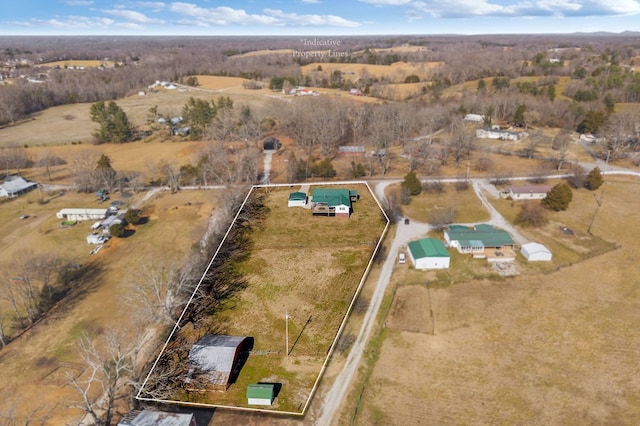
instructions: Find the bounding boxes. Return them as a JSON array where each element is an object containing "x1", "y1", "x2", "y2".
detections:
[
  {"x1": 399, "y1": 253, "x2": 406, "y2": 264},
  {"x1": 404, "y1": 218, "x2": 410, "y2": 225}
]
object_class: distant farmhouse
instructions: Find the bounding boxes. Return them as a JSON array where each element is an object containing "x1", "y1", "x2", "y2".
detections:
[
  {"x1": 476, "y1": 128, "x2": 527, "y2": 141},
  {"x1": 407, "y1": 238, "x2": 450, "y2": 270},
  {"x1": 185, "y1": 335, "x2": 251, "y2": 392},
  {"x1": 0, "y1": 176, "x2": 37, "y2": 198},
  {"x1": 502, "y1": 184, "x2": 552, "y2": 200},
  {"x1": 311, "y1": 188, "x2": 358, "y2": 218},
  {"x1": 445, "y1": 224, "x2": 515, "y2": 255}
]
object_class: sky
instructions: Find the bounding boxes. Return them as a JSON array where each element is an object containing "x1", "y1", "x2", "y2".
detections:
[{"x1": 2, "y1": 0, "x2": 640, "y2": 36}]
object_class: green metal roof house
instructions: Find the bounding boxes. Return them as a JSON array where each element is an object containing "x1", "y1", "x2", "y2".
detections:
[
  {"x1": 311, "y1": 188, "x2": 353, "y2": 218},
  {"x1": 407, "y1": 238, "x2": 450, "y2": 269},
  {"x1": 246, "y1": 383, "x2": 275, "y2": 405},
  {"x1": 444, "y1": 224, "x2": 515, "y2": 254}
]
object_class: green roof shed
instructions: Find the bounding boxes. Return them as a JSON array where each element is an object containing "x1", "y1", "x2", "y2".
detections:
[{"x1": 246, "y1": 384, "x2": 275, "y2": 405}]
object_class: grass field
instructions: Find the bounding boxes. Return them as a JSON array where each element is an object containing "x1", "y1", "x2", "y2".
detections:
[
  {"x1": 38, "y1": 60, "x2": 116, "y2": 68},
  {"x1": 0, "y1": 189, "x2": 219, "y2": 424},
  {"x1": 399, "y1": 183, "x2": 490, "y2": 224},
  {"x1": 339, "y1": 175, "x2": 640, "y2": 425},
  {"x1": 301, "y1": 61, "x2": 444, "y2": 84},
  {"x1": 144, "y1": 184, "x2": 387, "y2": 413}
]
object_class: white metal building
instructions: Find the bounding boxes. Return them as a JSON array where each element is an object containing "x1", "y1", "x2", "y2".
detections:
[
  {"x1": 521, "y1": 242, "x2": 552, "y2": 261},
  {"x1": 407, "y1": 238, "x2": 450, "y2": 270}
]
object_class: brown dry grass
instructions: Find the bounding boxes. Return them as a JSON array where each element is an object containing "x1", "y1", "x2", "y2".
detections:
[
  {"x1": 399, "y1": 183, "x2": 490, "y2": 224},
  {"x1": 38, "y1": 60, "x2": 115, "y2": 68},
  {"x1": 0, "y1": 189, "x2": 218, "y2": 424},
  {"x1": 154, "y1": 184, "x2": 386, "y2": 413},
  {"x1": 301, "y1": 62, "x2": 443, "y2": 84},
  {"x1": 342, "y1": 175, "x2": 640, "y2": 425}
]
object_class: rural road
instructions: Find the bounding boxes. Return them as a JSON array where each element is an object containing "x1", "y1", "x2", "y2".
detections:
[{"x1": 317, "y1": 181, "x2": 430, "y2": 425}]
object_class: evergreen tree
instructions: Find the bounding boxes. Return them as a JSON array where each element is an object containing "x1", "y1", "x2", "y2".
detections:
[
  {"x1": 401, "y1": 171, "x2": 422, "y2": 196},
  {"x1": 542, "y1": 182, "x2": 573, "y2": 211},
  {"x1": 603, "y1": 94, "x2": 615, "y2": 114},
  {"x1": 586, "y1": 167, "x2": 604, "y2": 190},
  {"x1": 547, "y1": 84, "x2": 556, "y2": 102},
  {"x1": 90, "y1": 101, "x2": 133, "y2": 143},
  {"x1": 182, "y1": 97, "x2": 216, "y2": 140}
]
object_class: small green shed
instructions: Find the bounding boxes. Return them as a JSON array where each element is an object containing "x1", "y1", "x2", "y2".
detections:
[{"x1": 246, "y1": 383, "x2": 275, "y2": 405}]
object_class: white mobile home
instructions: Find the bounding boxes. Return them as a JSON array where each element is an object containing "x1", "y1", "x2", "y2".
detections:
[{"x1": 57, "y1": 208, "x2": 108, "y2": 222}]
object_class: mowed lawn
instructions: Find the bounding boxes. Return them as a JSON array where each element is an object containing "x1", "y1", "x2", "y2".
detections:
[
  {"x1": 157, "y1": 184, "x2": 387, "y2": 412},
  {"x1": 0, "y1": 189, "x2": 219, "y2": 424},
  {"x1": 343, "y1": 176, "x2": 640, "y2": 425}
]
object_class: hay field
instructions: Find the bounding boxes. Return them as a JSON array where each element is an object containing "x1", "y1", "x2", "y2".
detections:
[
  {"x1": 148, "y1": 184, "x2": 386, "y2": 413},
  {"x1": 236, "y1": 49, "x2": 294, "y2": 57},
  {"x1": 0, "y1": 189, "x2": 219, "y2": 424},
  {"x1": 301, "y1": 61, "x2": 443, "y2": 83},
  {"x1": 38, "y1": 60, "x2": 115, "y2": 68},
  {"x1": 342, "y1": 175, "x2": 640, "y2": 425}
]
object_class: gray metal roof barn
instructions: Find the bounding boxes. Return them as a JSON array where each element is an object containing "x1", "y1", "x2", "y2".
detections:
[{"x1": 186, "y1": 335, "x2": 249, "y2": 391}]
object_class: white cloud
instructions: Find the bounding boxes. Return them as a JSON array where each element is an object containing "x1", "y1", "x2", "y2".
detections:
[
  {"x1": 168, "y1": 3, "x2": 279, "y2": 25},
  {"x1": 365, "y1": 0, "x2": 640, "y2": 18},
  {"x1": 45, "y1": 16, "x2": 116, "y2": 29},
  {"x1": 301, "y1": 0, "x2": 322, "y2": 3},
  {"x1": 102, "y1": 9, "x2": 164, "y2": 24},
  {"x1": 359, "y1": 0, "x2": 412, "y2": 4},
  {"x1": 63, "y1": 0, "x2": 94, "y2": 6},
  {"x1": 263, "y1": 9, "x2": 361, "y2": 27}
]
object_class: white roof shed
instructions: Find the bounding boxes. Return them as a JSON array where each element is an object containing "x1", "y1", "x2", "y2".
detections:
[{"x1": 521, "y1": 242, "x2": 552, "y2": 262}]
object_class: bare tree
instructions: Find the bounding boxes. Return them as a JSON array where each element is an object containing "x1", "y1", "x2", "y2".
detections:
[
  {"x1": 429, "y1": 206, "x2": 456, "y2": 232},
  {"x1": 0, "y1": 310, "x2": 8, "y2": 348},
  {"x1": 522, "y1": 129, "x2": 545, "y2": 159},
  {"x1": 37, "y1": 149, "x2": 65, "y2": 181},
  {"x1": 600, "y1": 110, "x2": 640, "y2": 160},
  {"x1": 124, "y1": 257, "x2": 196, "y2": 326},
  {"x1": 70, "y1": 150, "x2": 101, "y2": 192},
  {"x1": 551, "y1": 129, "x2": 573, "y2": 170},
  {"x1": 66, "y1": 331, "x2": 140, "y2": 426},
  {"x1": 446, "y1": 120, "x2": 475, "y2": 167}
]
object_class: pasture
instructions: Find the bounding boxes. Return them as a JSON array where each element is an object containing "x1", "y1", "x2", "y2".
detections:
[
  {"x1": 0, "y1": 189, "x2": 219, "y2": 424},
  {"x1": 141, "y1": 184, "x2": 387, "y2": 413},
  {"x1": 339, "y1": 175, "x2": 640, "y2": 425}
]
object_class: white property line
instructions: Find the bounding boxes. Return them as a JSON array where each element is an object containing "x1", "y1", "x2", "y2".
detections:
[{"x1": 136, "y1": 181, "x2": 389, "y2": 417}]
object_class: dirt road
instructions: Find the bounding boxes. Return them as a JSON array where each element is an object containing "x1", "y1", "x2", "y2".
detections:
[{"x1": 317, "y1": 181, "x2": 430, "y2": 425}]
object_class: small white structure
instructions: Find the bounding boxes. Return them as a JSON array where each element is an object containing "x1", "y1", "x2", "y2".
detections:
[
  {"x1": 288, "y1": 192, "x2": 307, "y2": 207},
  {"x1": 464, "y1": 113, "x2": 484, "y2": 122},
  {"x1": 476, "y1": 128, "x2": 525, "y2": 141},
  {"x1": 521, "y1": 242, "x2": 552, "y2": 261},
  {"x1": 246, "y1": 383, "x2": 275, "y2": 406},
  {"x1": 506, "y1": 185, "x2": 552, "y2": 200},
  {"x1": 87, "y1": 233, "x2": 109, "y2": 245},
  {"x1": 57, "y1": 208, "x2": 108, "y2": 222}
]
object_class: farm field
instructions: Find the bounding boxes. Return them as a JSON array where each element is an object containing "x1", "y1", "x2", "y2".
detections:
[
  {"x1": 38, "y1": 59, "x2": 116, "y2": 68},
  {"x1": 340, "y1": 175, "x2": 640, "y2": 425},
  {"x1": 140, "y1": 184, "x2": 387, "y2": 413},
  {"x1": 301, "y1": 61, "x2": 444, "y2": 83},
  {"x1": 0, "y1": 189, "x2": 219, "y2": 424}
]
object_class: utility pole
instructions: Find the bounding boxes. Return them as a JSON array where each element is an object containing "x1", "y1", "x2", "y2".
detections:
[
  {"x1": 587, "y1": 150, "x2": 609, "y2": 235},
  {"x1": 285, "y1": 310, "x2": 289, "y2": 357}
]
